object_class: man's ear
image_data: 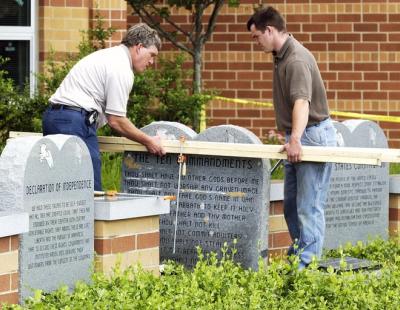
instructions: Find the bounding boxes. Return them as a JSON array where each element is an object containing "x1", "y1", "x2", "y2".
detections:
[{"x1": 135, "y1": 43, "x2": 143, "y2": 53}]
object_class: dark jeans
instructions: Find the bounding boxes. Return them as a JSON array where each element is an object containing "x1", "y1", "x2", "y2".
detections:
[{"x1": 42, "y1": 106, "x2": 102, "y2": 191}]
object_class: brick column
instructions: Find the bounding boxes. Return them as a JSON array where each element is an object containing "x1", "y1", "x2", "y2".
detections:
[
  {"x1": 0, "y1": 236, "x2": 19, "y2": 306},
  {"x1": 268, "y1": 201, "x2": 291, "y2": 258},
  {"x1": 94, "y1": 216, "x2": 161, "y2": 275},
  {"x1": 389, "y1": 194, "x2": 400, "y2": 237},
  {"x1": 389, "y1": 176, "x2": 400, "y2": 238}
]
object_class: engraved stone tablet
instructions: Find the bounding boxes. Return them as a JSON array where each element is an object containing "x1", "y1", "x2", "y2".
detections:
[
  {"x1": 0, "y1": 135, "x2": 94, "y2": 302},
  {"x1": 324, "y1": 120, "x2": 389, "y2": 248},
  {"x1": 122, "y1": 122, "x2": 270, "y2": 269},
  {"x1": 141, "y1": 121, "x2": 197, "y2": 140}
]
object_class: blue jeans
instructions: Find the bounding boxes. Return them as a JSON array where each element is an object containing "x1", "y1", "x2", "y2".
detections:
[
  {"x1": 284, "y1": 118, "x2": 336, "y2": 266},
  {"x1": 42, "y1": 106, "x2": 102, "y2": 191}
]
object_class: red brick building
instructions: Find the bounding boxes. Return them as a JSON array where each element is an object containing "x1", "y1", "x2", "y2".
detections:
[{"x1": 1, "y1": 0, "x2": 399, "y2": 145}]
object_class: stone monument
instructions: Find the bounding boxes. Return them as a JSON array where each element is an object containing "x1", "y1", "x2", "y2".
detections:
[
  {"x1": 0, "y1": 134, "x2": 94, "y2": 301},
  {"x1": 123, "y1": 122, "x2": 270, "y2": 269},
  {"x1": 324, "y1": 120, "x2": 389, "y2": 248}
]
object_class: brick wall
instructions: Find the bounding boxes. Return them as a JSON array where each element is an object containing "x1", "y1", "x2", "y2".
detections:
[
  {"x1": 126, "y1": 1, "x2": 400, "y2": 147},
  {"x1": 94, "y1": 216, "x2": 161, "y2": 275},
  {"x1": 38, "y1": 0, "x2": 126, "y2": 65},
  {"x1": 94, "y1": 0, "x2": 127, "y2": 47},
  {"x1": 0, "y1": 236, "x2": 19, "y2": 306},
  {"x1": 39, "y1": 0, "x2": 90, "y2": 62}
]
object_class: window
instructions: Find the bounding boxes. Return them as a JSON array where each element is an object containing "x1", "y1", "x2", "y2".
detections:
[
  {"x1": 0, "y1": 0, "x2": 37, "y2": 92},
  {"x1": 0, "y1": 0, "x2": 31, "y2": 26}
]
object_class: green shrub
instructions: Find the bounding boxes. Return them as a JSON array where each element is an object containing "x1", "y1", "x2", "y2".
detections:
[
  {"x1": 127, "y1": 53, "x2": 212, "y2": 131},
  {"x1": 264, "y1": 129, "x2": 285, "y2": 180},
  {"x1": 6, "y1": 238, "x2": 400, "y2": 309},
  {"x1": 390, "y1": 163, "x2": 400, "y2": 175},
  {"x1": 101, "y1": 152, "x2": 122, "y2": 191},
  {"x1": 0, "y1": 57, "x2": 47, "y2": 150}
]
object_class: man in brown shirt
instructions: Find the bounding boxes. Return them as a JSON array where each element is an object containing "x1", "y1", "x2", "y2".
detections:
[{"x1": 247, "y1": 6, "x2": 337, "y2": 269}]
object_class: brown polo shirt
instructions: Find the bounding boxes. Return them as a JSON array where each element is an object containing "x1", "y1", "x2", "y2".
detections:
[{"x1": 273, "y1": 35, "x2": 329, "y2": 132}]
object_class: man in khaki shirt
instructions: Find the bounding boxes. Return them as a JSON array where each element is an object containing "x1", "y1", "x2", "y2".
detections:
[{"x1": 247, "y1": 7, "x2": 337, "y2": 269}]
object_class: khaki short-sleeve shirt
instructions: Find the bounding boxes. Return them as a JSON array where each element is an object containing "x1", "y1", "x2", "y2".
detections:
[{"x1": 273, "y1": 35, "x2": 329, "y2": 132}]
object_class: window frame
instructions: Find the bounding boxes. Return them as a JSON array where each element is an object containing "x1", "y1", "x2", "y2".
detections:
[{"x1": 0, "y1": 0, "x2": 38, "y2": 93}]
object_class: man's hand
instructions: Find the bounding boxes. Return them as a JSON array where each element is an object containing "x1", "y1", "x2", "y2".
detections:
[
  {"x1": 107, "y1": 114, "x2": 166, "y2": 156},
  {"x1": 280, "y1": 136, "x2": 302, "y2": 163},
  {"x1": 144, "y1": 135, "x2": 166, "y2": 157}
]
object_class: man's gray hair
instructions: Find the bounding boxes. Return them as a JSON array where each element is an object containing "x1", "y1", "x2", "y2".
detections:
[{"x1": 121, "y1": 23, "x2": 161, "y2": 50}]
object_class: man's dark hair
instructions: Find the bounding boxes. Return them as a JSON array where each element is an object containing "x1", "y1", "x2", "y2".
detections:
[{"x1": 246, "y1": 6, "x2": 286, "y2": 32}]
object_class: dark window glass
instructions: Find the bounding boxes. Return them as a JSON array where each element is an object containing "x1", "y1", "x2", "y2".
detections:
[
  {"x1": 0, "y1": 0, "x2": 30, "y2": 26},
  {"x1": 0, "y1": 40, "x2": 30, "y2": 89}
]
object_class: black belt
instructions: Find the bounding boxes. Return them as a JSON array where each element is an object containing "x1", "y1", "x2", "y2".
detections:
[{"x1": 51, "y1": 104, "x2": 88, "y2": 114}]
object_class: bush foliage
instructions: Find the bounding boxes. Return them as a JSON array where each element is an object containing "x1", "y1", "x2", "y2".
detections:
[
  {"x1": 5, "y1": 238, "x2": 400, "y2": 309},
  {"x1": 0, "y1": 57, "x2": 46, "y2": 148},
  {"x1": 264, "y1": 129, "x2": 285, "y2": 180},
  {"x1": 128, "y1": 53, "x2": 210, "y2": 130}
]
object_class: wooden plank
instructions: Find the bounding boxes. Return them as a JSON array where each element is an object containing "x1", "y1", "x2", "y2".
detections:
[
  {"x1": 10, "y1": 131, "x2": 400, "y2": 165},
  {"x1": 9, "y1": 131, "x2": 42, "y2": 138},
  {"x1": 98, "y1": 137, "x2": 394, "y2": 165}
]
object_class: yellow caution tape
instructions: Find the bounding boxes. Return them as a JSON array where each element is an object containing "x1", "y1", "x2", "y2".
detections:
[
  {"x1": 330, "y1": 110, "x2": 400, "y2": 123},
  {"x1": 214, "y1": 96, "x2": 273, "y2": 108},
  {"x1": 211, "y1": 96, "x2": 400, "y2": 123}
]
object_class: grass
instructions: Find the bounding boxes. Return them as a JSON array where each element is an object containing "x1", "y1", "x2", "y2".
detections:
[{"x1": 101, "y1": 152, "x2": 122, "y2": 191}]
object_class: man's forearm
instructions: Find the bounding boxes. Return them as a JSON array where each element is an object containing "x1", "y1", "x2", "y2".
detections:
[
  {"x1": 107, "y1": 114, "x2": 150, "y2": 144},
  {"x1": 282, "y1": 99, "x2": 309, "y2": 162},
  {"x1": 290, "y1": 99, "x2": 309, "y2": 141}
]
